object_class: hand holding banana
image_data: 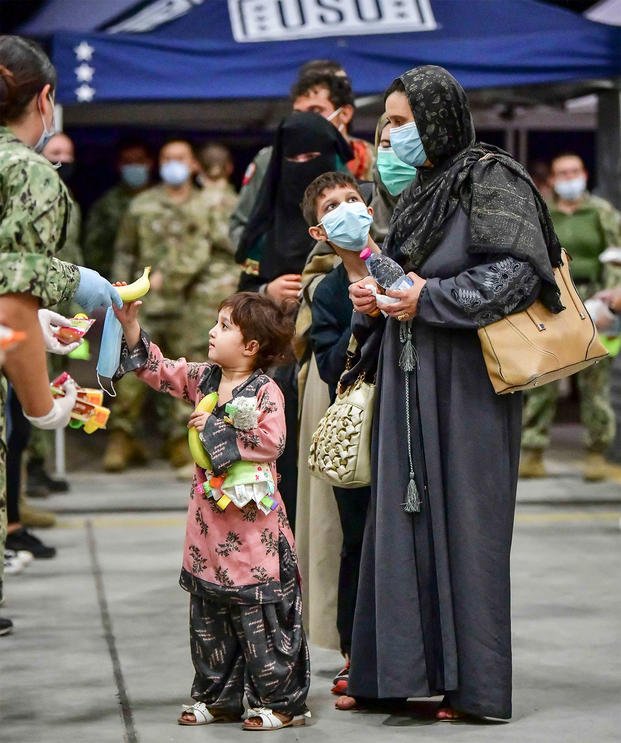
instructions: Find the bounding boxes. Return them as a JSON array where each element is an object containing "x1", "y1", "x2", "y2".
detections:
[
  {"x1": 111, "y1": 266, "x2": 151, "y2": 349},
  {"x1": 115, "y1": 266, "x2": 152, "y2": 302}
]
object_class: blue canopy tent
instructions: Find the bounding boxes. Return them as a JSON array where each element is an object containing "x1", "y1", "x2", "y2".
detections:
[
  {"x1": 18, "y1": 0, "x2": 621, "y2": 102},
  {"x1": 18, "y1": 0, "x2": 621, "y2": 206}
]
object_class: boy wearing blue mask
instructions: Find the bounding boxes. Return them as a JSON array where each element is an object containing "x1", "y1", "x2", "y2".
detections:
[
  {"x1": 299, "y1": 171, "x2": 374, "y2": 698},
  {"x1": 303, "y1": 171, "x2": 376, "y2": 269}
]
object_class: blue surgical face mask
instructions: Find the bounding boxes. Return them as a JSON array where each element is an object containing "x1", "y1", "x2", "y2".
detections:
[
  {"x1": 160, "y1": 160, "x2": 190, "y2": 186},
  {"x1": 121, "y1": 163, "x2": 150, "y2": 189},
  {"x1": 376, "y1": 147, "x2": 418, "y2": 196},
  {"x1": 390, "y1": 120, "x2": 428, "y2": 168},
  {"x1": 553, "y1": 176, "x2": 586, "y2": 202},
  {"x1": 34, "y1": 95, "x2": 56, "y2": 154},
  {"x1": 96, "y1": 307, "x2": 124, "y2": 395},
  {"x1": 320, "y1": 201, "x2": 373, "y2": 251}
]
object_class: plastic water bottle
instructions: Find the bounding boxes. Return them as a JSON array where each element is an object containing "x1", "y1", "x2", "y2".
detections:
[{"x1": 360, "y1": 247, "x2": 413, "y2": 293}]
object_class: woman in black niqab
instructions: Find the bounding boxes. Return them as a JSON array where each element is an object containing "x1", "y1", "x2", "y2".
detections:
[
  {"x1": 236, "y1": 110, "x2": 352, "y2": 291},
  {"x1": 344, "y1": 66, "x2": 561, "y2": 722},
  {"x1": 235, "y1": 111, "x2": 352, "y2": 527}
]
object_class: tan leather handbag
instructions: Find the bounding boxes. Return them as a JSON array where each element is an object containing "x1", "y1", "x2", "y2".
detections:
[{"x1": 478, "y1": 249, "x2": 608, "y2": 394}]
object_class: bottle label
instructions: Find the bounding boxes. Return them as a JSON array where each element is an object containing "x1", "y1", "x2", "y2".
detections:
[{"x1": 392, "y1": 276, "x2": 414, "y2": 291}]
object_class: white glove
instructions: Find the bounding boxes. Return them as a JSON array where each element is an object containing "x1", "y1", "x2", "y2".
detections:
[
  {"x1": 38, "y1": 309, "x2": 82, "y2": 355},
  {"x1": 584, "y1": 298, "x2": 616, "y2": 331},
  {"x1": 24, "y1": 378, "x2": 78, "y2": 430}
]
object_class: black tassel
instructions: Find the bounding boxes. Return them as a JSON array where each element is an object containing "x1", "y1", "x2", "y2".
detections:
[
  {"x1": 398, "y1": 320, "x2": 417, "y2": 373},
  {"x1": 403, "y1": 471, "x2": 421, "y2": 513}
]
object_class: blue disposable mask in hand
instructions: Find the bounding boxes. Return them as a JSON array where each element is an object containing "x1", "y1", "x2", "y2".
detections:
[
  {"x1": 96, "y1": 307, "x2": 124, "y2": 395},
  {"x1": 390, "y1": 120, "x2": 428, "y2": 168},
  {"x1": 160, "y1": 160, "x2": 190, "y2": 186},
  {"x1": 121, "y1": 163, "x2": 150, "y2": 189},
  {"x1": 376, "y1": 147, "x2": 418, "y2": 196},
  {"x1": 320, "y1": 201, "x2": 373, "y2": 251}
]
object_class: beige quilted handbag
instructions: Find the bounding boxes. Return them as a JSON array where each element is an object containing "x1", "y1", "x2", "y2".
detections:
[{"x1": 307, "y1": 375, "x2": 376, "y2": 488}]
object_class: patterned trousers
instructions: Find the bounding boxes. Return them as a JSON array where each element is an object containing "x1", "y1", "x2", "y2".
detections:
[
  {"x1": 521, "y1": 357, "x2": 616, "y2": 452},
  {"x1": 188, "y1": 547, "x2": 310, "y2": 716}
]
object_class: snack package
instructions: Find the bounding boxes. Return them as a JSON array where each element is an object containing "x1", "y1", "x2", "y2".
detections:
[
  {"x1": 50, "y1": 372, "x2": 110, "y2": 434},
  {"x1": 54, "y1": 313, "x2": 96, "y2": 345}
]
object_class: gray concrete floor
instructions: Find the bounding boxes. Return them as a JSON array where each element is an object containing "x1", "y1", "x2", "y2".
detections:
[{"x1": 1, "y1": 424, "x2": 620, "y2": 743}]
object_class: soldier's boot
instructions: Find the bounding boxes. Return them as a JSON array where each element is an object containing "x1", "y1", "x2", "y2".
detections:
[
  {"x1": 26, "y1": 458, "x2": 69, "y2": 498},
  {"x1": 103, "y1": 431, "x2": 148, "y2": 472},
  {"x1": 518, "y1": 449, "x2": 547, "y2": 479},
  {"x1": 583, "y1": 452, "x2": 608, "y2": 482},
  {"x1": 18, "y1": 491, "x2": 57, "y2": 529},
  {"x1": 168, "y1": 436, "x2": 193, "y2": 469}
]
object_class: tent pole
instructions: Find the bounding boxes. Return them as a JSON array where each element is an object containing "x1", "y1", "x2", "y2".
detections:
[{"x1": 596, "y1": 83, "x2": 621, "y2": 209}]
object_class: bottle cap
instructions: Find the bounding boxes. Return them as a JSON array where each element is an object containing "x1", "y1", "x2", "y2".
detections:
[{"x1": 360, "y1": 247, "x2": 372, "y2": 260}]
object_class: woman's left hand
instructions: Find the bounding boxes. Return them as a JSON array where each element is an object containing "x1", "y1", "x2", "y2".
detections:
[
  {"x1": 188, "y1": 411, "x2": 210, "y2": 431},
  {"x1": 382, "y1": 272, "x2": 427, "y2": 322}
]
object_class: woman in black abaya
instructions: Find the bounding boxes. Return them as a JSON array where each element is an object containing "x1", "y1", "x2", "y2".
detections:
[{"x1": 343, "y1": 66, "x2": 563, "y2": 721}]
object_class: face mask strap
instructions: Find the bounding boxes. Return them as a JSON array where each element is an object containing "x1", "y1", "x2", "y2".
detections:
[{"x1": 326, "y1": 106, "x2": 342, "y2": 122}]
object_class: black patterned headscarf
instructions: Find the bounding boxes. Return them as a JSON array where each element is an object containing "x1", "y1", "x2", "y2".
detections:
[{"x1": 384, "y1": 65, "x2": 562, "y2": 312}]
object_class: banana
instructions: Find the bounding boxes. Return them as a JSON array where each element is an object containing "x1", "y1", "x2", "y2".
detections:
[
  {"x1": 188, "y1": 391, "x2": 219, "y2": 469},
  {"x1": 116, "y1": 266, "x2": 152, "y2": 302}
]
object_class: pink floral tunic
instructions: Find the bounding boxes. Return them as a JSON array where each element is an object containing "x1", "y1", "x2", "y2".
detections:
[{"x1": 129, "y1": 338, "x2": 297, "y2": 604}]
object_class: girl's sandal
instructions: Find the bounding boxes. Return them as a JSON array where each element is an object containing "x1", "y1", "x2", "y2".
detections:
[
  {"x1": 177, "y1": 701, "x2": 239, "y2": 725},
  {"x1": 242, "y1": 707, "x2": 310, "y2": 731}
]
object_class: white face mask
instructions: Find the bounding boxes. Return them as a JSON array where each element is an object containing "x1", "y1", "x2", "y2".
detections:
[{"x1": 553, "y1": 175, "x2": 587, "y2": 201}]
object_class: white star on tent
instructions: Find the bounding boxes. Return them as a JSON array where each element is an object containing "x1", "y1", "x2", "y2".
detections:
[
  {"x1": 75, "y1": 63, "x2": 95, "y2": 83},
  {"x1": 74, "y1": 42, "x2": 94, "y2": 62},
  {"x1": 75, "y1": 84, "x2": 95, "y2": 102}
]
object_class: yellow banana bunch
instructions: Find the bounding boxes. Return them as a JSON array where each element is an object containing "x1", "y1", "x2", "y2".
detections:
[
  {"x1": 116, "y1": 266, "x2": 152, "y2": 302},
  {"x1": 188, "y1": 391, "x2": 219, "y2": 469}
]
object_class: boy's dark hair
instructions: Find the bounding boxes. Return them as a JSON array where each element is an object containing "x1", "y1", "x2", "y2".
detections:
[
  {"x1": 383, "y1": 77, "x2": 406, "y2": 104},
  {"x1": 301, "y1": 171, "x2": 362, "y2": 226},
  {"x1": 219, "y1": 292, "x2": 295, "y2": 370},
  {"x1": 290, "y1": 71, "x2": 354, "y2": 110}
]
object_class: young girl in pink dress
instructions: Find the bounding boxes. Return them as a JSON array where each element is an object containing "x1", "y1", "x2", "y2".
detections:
[{"x1": 113, "y1": 292, "x2": 310, "y2": 731}]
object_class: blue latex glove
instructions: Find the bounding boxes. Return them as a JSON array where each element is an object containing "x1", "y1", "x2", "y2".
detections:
[{"x1": 74, "y1": 266, "x2": 122, "y2": 312}]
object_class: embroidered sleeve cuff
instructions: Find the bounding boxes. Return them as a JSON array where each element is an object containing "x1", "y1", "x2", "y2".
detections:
[{"x1": 114, "y1": 329, "x2": 151, "y2": 380}]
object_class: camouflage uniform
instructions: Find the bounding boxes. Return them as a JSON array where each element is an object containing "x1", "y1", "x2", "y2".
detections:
[
  {"x1": 109, "y1": 184, "x2": 219, "y2": 444},
  {"x1": 83, "y1": 184, "x2": 136, "y2": 279},
  {"x1": 0, "y1": 126, "x2": 80, "y2": 596},
  {"x1": 229, "y1": 137, "x2": 375, "y2": 251},
  {"x1": 191, "y1": 182, "x2": 239, "y2": 332},
  {"x1": 522, "y1": 193, "x2": 621, "y2": 453}
]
